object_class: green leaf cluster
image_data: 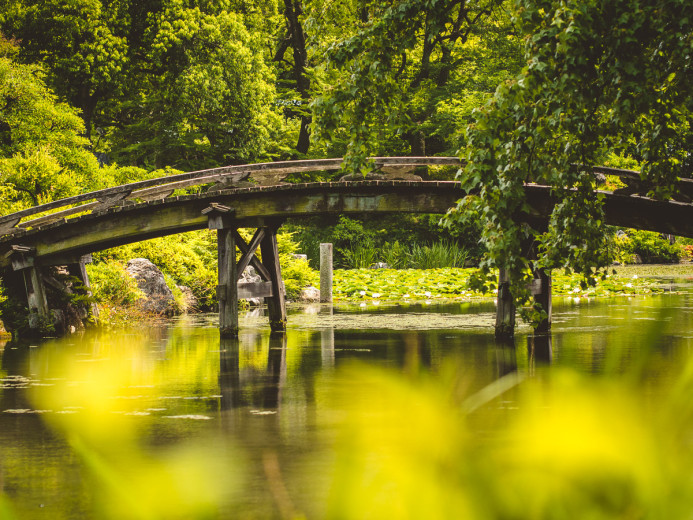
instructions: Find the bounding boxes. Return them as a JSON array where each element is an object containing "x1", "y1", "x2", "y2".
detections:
[
  {"x1": 0, "y1": 53, "x2": 99, "y2": 210},
  {"x1": 310, "y1": 0, "x2": 522, "y2": 172},
  {"x1": 447, "y1": 0, "x2": 692, "y2": 312}
]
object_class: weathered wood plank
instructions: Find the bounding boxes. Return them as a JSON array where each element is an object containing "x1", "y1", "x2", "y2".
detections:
[
  {"x1": 238, "y1": 281, "x2": 274, "y2": 299},
  {"x1": 24, "y1": 265, "x2": 49, "y2": 321},
  {"x1": 260, "y1": 223, "x2": 287, "y2": 333},
  {"x1": 2, "y1": 182, "x2": 693, "y2": 270},
  {"x1": 234, "y1": 228, "x2": 266, "y2": 281},
  {"x1": 18, "y1": 202, "x2": 100, "y2": 229},
  {"x1": 93, "y1": 192, "x2": 132, "y2": 212},
  {"x1": 0, "y1": 157, "x2": 462, "y2": 230},
  {"x1": 0, "y1": 217, "x2": 21, "y2": 234},
  {"x1": 4, "y1": 157, "x2": 690, "y2": 238},
  {"x1": 232, "y1": 229, "x2": 272, "y2": 281},
  {"x1": 218, "y1": 227, "x2": 238, "y2": 338}
]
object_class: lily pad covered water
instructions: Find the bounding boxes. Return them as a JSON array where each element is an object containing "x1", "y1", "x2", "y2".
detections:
[
  {"x1": 331, "y1": 265, "x2": 693, "y2": 302},
  {"x1": 1, "y1": 289, "x2": 693, "y2": 518}
]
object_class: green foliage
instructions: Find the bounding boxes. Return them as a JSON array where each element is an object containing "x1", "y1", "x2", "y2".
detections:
[
  {"x1": 288, "y1": 214, "x2": 481, "y2": 269},
  {"x1": 408, "y1": 240, "x2": 469, "y2": 269},
  {"x1": 0, "y1": 54, "x2": 100, "y2": 210},
  {"x1": 0, "y1": 277, "x2": 27, "y2": 336},
  {"x1": 334, "y1": 268, "x2": 479, "y2": 301},
  {"x1": 343, "y1": 241, "x2": 379, "y2": 269},
  {"x1": 682, "y1": 245, "x2": 693, "y2": 262},
  {"x1": 310, "y1": 0, "x2": 521, "y2": 172},
  {"x1": 93, "y1": 231, "x2": 218, "y2": 309},
  {"x1": 87, "y1": 262, "x2": 143, "y2": 306},
  {"x1": 1, "y1": 0, "x2": 293, "y2": 170},
  {"x1": 0, "y1": 0, "x2": 128, "y2": 131},
  {"x1": 164, "y1": 274, "x2": 187, "y2": 314},
  {"x1": 619, "y1": 230, "x2": 682, "y2": 264},
  {"x1": 276, "y1": 230, "x2": 319, "y2": 299},
  {"x1": 446, "y1": 0, "x2": 692, "y2": 315},
  {"x1": 325, "y1": 339, "x2": 693, "y2": 519},
  {"x1": 331, "y1": 265, "x2": 689, "y2": 303},
  {"x1": 89, "y1": 229, "x2": 317, "y2": 310},
  {"x1": 108, "y1": 6, "x2": 287, "y2": 169},
  {"x1": 380, "y1": 241, "x2": 409, "y2": 269}
]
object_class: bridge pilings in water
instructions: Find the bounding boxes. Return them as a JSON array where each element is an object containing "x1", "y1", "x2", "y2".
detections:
[
  {"x1": 495, "y1": 267, "x2": 552, "y2": 340},
  {"x1": 204, "y1": 204, "x2": 287, "y2": 337},
  {"x1": 3, "y1": 247, "x2": 94, "y2": 337}
]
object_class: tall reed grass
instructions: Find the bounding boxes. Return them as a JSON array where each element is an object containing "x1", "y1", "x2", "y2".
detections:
[
  {"x1": 344, "y1": 240, "x2": 470, "y2": 269},
  {"x1": 408, "y1": 240, "x2": 469, "y2": 269}
]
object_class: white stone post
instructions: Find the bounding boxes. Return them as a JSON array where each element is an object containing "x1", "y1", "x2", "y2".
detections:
[{"x1": 320, "y1": 243, "x2": 333, "y2": 303}]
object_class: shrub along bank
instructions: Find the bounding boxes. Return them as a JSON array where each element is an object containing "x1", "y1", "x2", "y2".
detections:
[
  {"x1": 85, "y1": 229, "x2": 316, "y2": 326},
  {"x1": 3, "y1": 228, "x2": 691, "y2": 331}
]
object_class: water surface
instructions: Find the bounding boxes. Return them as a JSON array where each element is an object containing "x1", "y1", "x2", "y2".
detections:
[{"x1": 1, "y1": 291, "x2": 692, "y2": 518}]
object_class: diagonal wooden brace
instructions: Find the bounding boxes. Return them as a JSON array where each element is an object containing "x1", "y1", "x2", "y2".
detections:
[
  {"x1": 233, "y1": 228, "x2": 271, "y2": 281},
  {"x1": 259, "y1": 221, "x2": 287, "y2": 333}
]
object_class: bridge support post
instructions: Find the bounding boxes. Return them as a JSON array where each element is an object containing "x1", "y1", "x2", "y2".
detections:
[
  {"x1": 7, "y1": 246, "x2": 49, "y2": 334},
  {"x1": 217, "y1": 227, "x2": 239, "y2": 338},
  {"x1": 204, "y1": 204, "x2": 239, "y2": 338},
  {"x1": 66, "y1": 254, "x2": 99, "y2": 320},
  {"x1": 203, "y1": 205, "x2": 287, "y2": 336},
  {"x1": 260, "y1": 221, "x2": 287, "y2": 333},
  {"x1": 530, "y1": 267, "x2": 552, "y2": 334},
  {"x1": 320, "y1": 243, "x2": 333, "y2": 303},
  {"x1": 23, "y1": 265, "x2": 49, "y2": 329},
  {"x1": 495, "y1": 267, "x2": 515, "y2": 340}
]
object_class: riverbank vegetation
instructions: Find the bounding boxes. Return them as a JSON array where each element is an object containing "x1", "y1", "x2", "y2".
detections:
[
  {"x1": 330, "y1": 264, "x2": 693, "y2": 303},
  {"x1": 77, "y1": 213, "x2": 692, "y2": 324}
]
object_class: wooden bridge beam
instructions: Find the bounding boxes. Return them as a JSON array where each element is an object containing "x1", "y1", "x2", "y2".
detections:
[
  {"x1": 259, "y1": 220, "x2": 287, "y2": 333},
  {"x1": 204, "y1": 206, "x2": 287, "y2": 336},
  {"x1": 66, "y1": 254, "x2": 99, "y2": 320},
  {"x1": 495, "y1": 268, "x2": 515, "y2": 340}
]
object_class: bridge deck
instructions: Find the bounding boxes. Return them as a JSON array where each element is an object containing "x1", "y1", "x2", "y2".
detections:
[{"x1": 1, "y1": 179, "x2": 692, "y2": 270}]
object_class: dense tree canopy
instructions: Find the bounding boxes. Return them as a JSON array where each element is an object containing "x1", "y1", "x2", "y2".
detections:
[
  {"x1": 310, "y1": 0, "x2": 522, "y2": 172},
  {"x1": 0, "y1": 0, "x2": 524, "y2": 173},
  {"x1": 444, "y1": 0, "x2": 692, "y2": 312},
  {"x1": 0, "y1": 0, "x2": 294, "y2": 170},
  {"x1": 0, "y1": 39, "x2": 100, "y2": 212}
]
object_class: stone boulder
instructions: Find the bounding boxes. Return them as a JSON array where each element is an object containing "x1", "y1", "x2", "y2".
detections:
[
  {"x1": 298, "y1": 286, "x2": 320, "y2": 302},
  {"x1": 126, "y1": 258, "x2": 176, "y2": 314},
  {"x1": 240, "y1": 266, "x2": 263, "y2": 307}
]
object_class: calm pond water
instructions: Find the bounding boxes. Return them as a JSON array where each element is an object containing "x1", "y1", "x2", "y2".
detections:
[{"x1": 1, "y1": 289, "x2": 692, "y2": 519}]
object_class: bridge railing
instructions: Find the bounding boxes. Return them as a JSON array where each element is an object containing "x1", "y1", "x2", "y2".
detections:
[
  {"x1": 0, "y1": 157, "x2": 461, "y2": 237},
  {"x1": 0, "y1": 156, "x2": 690, "y2": 238}
]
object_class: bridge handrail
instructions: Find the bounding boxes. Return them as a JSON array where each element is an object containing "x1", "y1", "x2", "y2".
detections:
[
  {"x1": 0, "y1": 157, "x2": 461, "y2": 236},
  {"x1": 0, "y1": 156, "x2": 689, "y2": 237}
]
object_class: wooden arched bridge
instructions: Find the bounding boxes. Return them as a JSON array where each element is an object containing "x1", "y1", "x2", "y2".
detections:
[{"x1": 1, "y1": 157, "x2": 692, "y2": 337}]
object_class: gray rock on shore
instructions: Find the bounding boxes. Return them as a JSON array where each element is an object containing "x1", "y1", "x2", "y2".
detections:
[{"x1": 126, "y1": 258, "x2": 176, "y2": 314}]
